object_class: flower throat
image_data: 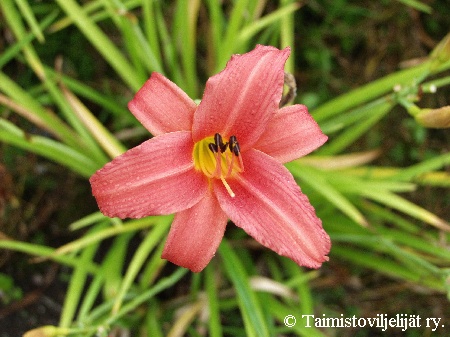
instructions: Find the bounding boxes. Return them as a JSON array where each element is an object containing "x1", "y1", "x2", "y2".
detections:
[{"x1": 193, "y1": 133, "x2": 244, "y2": 197}]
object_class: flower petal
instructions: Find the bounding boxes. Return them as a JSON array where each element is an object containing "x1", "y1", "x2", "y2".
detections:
[
  {"x1": 213, "y1": 149, "x2": 330, "y2": 268},
  {"x1": 192, "y1": 45, "x2": 290, "y2": 150},
  {"x1": 128, "y1": 72, "x2": 197, "y2": 136},
  {"x1": 254, "y1": 105, "x2": 328, "y2": 163},
  {"x1": 162, "y1": 189, "x2": 228, "y2": 272},
  {"x1": 90, "y1": 131, "x2": 208, "y2": 218}
]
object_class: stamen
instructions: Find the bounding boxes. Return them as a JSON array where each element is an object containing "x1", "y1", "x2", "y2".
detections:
[
  {"x1": 201, "y1": 133, "x2": 244, "y2": 196},
  {"x1": 237, "y1": 154, "x2": 244, "y2": 172},
  {"x1": 208, "y1": 142, "x2": 218, "y2": 153},
  {"x1": 214, "y1": 133, "x2": 228, "y2": 153},
  {"x1": 213, "y1": 150, "x2": 222, "y2": 178},
  {"x1": 229, "y1": 136, "x2": 237, "y2": 152},
  {"x1": 220, "y1": 176, "x2": 235, "y2": 198},
  {"x1": 229, "y1": 135, "x2": 244, "y2": 173},
  {"x1": 226, "y1": 153, "x2": 235, "y2": 178}
]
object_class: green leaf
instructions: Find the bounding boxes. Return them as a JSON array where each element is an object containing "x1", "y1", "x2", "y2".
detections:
[
  {"x1": 312, "y1": 63, "x2": 430, "y2": 122},
  {"x1": 55, "y1": 0, "x2": 142, "y2": 91},
  {"x1": 217, "y1": 0, "x2": 251, "y2": 71},
  {"x1": 105, "y1": 268, "x2": 188, "y2": 326},
  {"x1": 0, "y1": 71, "x2": 81, "y2": 149},
  {"x1": 318, "y1": 100, "x2": 394, "y2": 155},
  {"x1": 287, "y1": 162, "x2": 368, "y2": 226},
  {"x1": 220, "y1": 240, "x2": 270, "y2": 337},
  {"x1": 396, "y1": 0, "x2": 432, "y2": 13},
  {"x1": 361, "y1": 189, "x2": 450, "y2": 231},
  {"x1": 205, "y1": 264, "x2": 223, "y2": 337},
  {"x1": 237, "y1": 2, "x2": 300, "y2": 48},
  {"x1": 0, "y1": 118, "x2": 99, "y2": 177},
  {"x1": 0, "y1": 9, "x2": 58, "y2": 68},
  {"x1": 0, "y1": 240, "x2": 98, "y2": 273},
  {"x1": 173, "y1": 0, "x2": 199, "y2": 97},
  {"x1": 54, "y1": 216, "x2": 172, "y2": 256},
  {"x1": 59, "y1": 231, "x2": 100, "y2": 328},
  {"x1": 112, "y1": 218, "x2": 172, "y2": 313},
  {"x1": 61, "y1": 85, "x2": 126, "y2": 159},
  {"x1": 332, "y1": 246, "x2": 444, "y2": 290},
  {"x1": 13, "y1": 0, "x2": 45, "y2": 42}
]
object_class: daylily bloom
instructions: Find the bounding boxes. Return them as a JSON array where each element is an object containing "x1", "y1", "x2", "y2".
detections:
[{"x1": 90, "y1": 45, "x2": 331, "y2": 272}]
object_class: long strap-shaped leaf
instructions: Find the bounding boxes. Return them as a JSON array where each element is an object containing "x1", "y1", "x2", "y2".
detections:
[
  {"x1": 55, "y1": 0, "x2": 143, "y2": 91},
  {"x1": 220, "y1": 239, "x2": 270, "y2": 337}
]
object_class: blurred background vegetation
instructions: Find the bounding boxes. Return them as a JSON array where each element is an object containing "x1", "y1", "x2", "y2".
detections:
[{"x1": 0, "y1": 1, "x2": 449, "y2": 336}]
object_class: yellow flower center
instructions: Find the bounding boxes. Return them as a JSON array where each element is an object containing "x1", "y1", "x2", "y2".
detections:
[{"x1": 193, "y1": 133, "x2": 244, "y2": 197}]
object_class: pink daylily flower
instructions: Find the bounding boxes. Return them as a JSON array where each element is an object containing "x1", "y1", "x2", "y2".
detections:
[{"x1": 90, "y1": 45, "x2": 331, "y2": 272}]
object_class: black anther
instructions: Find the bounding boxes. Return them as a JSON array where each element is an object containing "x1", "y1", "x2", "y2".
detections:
[
  {"x1": 215, "y1": 133, "x2": 228, "y2": 152},
  {"x1": 229, "y1": 135, "x2": 241, "y2": 156},
  {"x1": 209, "y1": 133, "x2": 241, "y2": 156},
  {"x1": 208, "y1": 143, "x2": 218, "y2": 153},
  {"x1": 209, "y1": 133, "x2": 227, "y2": 153}
]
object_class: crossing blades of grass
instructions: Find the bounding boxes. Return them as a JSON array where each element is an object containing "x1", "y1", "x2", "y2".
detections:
[
  {"x1": 287, "y1": 162, "x2": 368, "y2": 227},
  {"x1": 219, "y1": 239, "x2": 270, "y2": 337},
  {"x1": 0, "y1": 118, "x2": 100, "y2": 177},
  {"x1": 55, "y1": 0, "x2": 142, "y2": 91}
]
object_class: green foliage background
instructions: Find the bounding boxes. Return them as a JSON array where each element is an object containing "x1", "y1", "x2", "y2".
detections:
[{"x1": 0, "y1": 1, "x2": 449, "y2": 336}]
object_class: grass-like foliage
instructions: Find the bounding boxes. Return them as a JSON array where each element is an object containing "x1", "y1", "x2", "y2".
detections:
[{"x1": 0, "y1": 1, "x2": 449, "y2": 336}]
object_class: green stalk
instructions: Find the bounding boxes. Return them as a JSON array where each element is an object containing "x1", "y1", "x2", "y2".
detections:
[{"x1": 280, "y1": 0, "x2": 297, "y2": 73}]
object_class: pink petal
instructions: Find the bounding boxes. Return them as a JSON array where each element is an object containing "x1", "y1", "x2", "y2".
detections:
[
  {"x1": 90, "y1": 131, "x2": 208, "y2": 218},
  {"x1": 192, "y1": 45, "x2": 290, "y2": 150},
  {"x1": 128, "y1": 72, "x2": 197, "y2": 136},
  {"x1": 162, "y1": 189, "x2": 228, "y2": 272},
  {"x1": 213, "y1": 149, "x2": 330, "y2": 268},
  {"x1": 254, "y1": 105, "x2": 328, "y2": 163}
]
